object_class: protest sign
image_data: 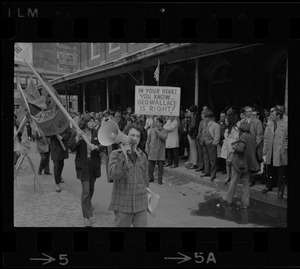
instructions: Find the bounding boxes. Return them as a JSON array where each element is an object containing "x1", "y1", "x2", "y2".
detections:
[
  {"x1": 33, "y1": 107, "x2": 69, "y2": 136},
  {"x1": 25, "y1": 60, "x2": 92, "y2": 148},
  {"x1": 135, "y1": 86, "x2": 181, "y2": 116}
]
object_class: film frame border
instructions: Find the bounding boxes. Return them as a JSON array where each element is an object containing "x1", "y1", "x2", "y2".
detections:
[{"x1": 3, "y1": 2, "x2": 300, "y2": 268}]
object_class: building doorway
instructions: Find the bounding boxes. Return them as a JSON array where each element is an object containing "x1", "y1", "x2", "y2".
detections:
[{"x1": 208, "y1": 61, "x2": 235, "y2": 117}]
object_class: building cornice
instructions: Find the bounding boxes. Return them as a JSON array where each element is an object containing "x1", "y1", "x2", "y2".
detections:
[{"x1": 49, "y1": 43, "x2": 191, "y2": 86}]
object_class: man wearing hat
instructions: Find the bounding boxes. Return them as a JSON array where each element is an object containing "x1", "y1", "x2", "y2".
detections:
[
  {"x1": 262, "y1": 106, "x2": 288, "y2": 198},
  {"x1": 201, "y1": 109, "x2": 220, "y2": 181},
  {"x1": 222, "y1": 122, "x2": 259, "y2": 209}
]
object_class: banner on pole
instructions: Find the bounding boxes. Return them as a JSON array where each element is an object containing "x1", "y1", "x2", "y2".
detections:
[
  {"x1": 23, "y1": 76, "x2": 69, "y2": 136},
  {"x1": 135, "y1": 85, "x2": 181, "y2": 116}
]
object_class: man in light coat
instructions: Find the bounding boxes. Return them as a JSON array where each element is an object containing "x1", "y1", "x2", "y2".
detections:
[
  {"x1": 145, "y1": 117, "x2": 168, "y2": 184},
  {"x1": 163, "y1": 116, "x2": 179, "y2": 168},
  {"x1": 262, "y1": 107, "x2": 288, "y2": 198},
  {"x1": 201, "y1": 109, "x2": 220, "y2": 182}
]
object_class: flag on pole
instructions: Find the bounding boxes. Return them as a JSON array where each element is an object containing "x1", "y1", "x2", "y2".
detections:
[
  {"x1": 25, "y1": 78, "x2": 40, "y2": 100},
  {"x1": 17, "y1": 92, "x2": 30, "y2": 124},
  {"x1": 24, "y1": 79, "x2": 47, "y2": 116},
  {"x1": 28, "y1": 74, "x2": 69, "y2": 137},
  {"x1": 25, "y1": 59, "x2": 93, "y2": 148},
  {"x1": 154, "y1": 59, "x2": 160, "y2": 83}
]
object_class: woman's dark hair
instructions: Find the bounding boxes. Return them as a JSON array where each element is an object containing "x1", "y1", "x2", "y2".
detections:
[
  {"x1": 123, "y1": 122, "x2": 143, "y2": 135},
  {"x1": 79, "y1": 114, "x2": 95, "y2": 129},
  {"x1": 189, "y1": 105, "x2": 198, "y2": 113},
  {"x1": 125, "y1": 107, "x2": 133, "y2": 115},
  {"x1": 225, "y1": 115, "x2": 236, "y2": 133},
  {"x1": 156, "y1": 117, "x2": 164, "y2": 125},
  {"x1": 226, "y1": 105, "x2": 235, "y2": 111}
]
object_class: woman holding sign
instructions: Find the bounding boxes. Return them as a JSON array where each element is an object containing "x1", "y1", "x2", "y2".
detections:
[{"x1": 69, "y1": 114, "x2": 106, "y2": 227}]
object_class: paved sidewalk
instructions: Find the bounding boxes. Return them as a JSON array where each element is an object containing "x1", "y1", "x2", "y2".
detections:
[
  {"x1": 14, "y1": 142, "x2": 286, "y2": 228},
  {"x1": 13, "y1": 142, "x2": 114, "y2": 227},
  {"x1": 165, "y1": 158, "x2": 287, "y2": 208}
]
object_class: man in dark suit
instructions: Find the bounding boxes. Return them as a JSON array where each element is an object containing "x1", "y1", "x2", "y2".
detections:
[
  {"x1": 243, "y1": 106, "x2": 264, "y2": 187},
  {"x1": 217, "y1": 111, "x2": 227, "y2": 174},
  {"x1": 196, "y1": 110, "x2": 206, "y2": 172},
  {"x1": 49, "y1": 127, "x2": 72, "y2": 192}
]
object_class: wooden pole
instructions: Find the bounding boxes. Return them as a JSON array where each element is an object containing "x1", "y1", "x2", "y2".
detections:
[
  {"x1": 24, "y1": 61, "x2": 92, "y2": 147},
  {"x1": 14, "y1": 116, "x2": 27, "y2": 140}
]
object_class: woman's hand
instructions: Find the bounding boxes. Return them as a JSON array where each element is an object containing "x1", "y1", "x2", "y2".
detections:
[
  {"x1": 75, "y1": 129, "x2": 84, "y2": 142},
  {"x1": 89, "y1": 144, "x2": 99, "y2": 151}
]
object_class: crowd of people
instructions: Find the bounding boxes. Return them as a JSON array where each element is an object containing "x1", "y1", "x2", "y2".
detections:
[{"x1": 14, "y1": 103, "x2": 288, "y2": 227}]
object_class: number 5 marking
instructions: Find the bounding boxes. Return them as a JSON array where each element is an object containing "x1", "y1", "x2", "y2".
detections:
[{"x1": 59, "y1": 254, "x2": 69, "y2": 266}]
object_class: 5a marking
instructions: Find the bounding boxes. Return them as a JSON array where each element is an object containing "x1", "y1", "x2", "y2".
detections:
[{"x1": 164, "y1": 252, "x2": 217, "y2": 264}]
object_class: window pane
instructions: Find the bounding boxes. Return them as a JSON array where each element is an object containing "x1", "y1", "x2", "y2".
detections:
[
  {"x1": 91, "y1": 43, "x2": 100, "y2": 58},
  {"x1": 111, "y1": 43, "x2": 120, "y2": 49}
]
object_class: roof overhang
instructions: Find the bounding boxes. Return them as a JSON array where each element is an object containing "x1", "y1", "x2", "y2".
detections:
[{"x1": 49, "y1": 43, "x2": 263, "y2": 90}]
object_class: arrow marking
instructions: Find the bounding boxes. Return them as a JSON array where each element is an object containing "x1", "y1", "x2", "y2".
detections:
[
  {"x1": 30, "y1": 253, "x2": 56, "y2": 265},
  {"x1": 164, "y1": 252, "x2": 192, "y2": 264}
]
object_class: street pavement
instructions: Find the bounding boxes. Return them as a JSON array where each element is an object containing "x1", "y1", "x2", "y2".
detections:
[{"x1": 14, "y1": 141, "x2": 287, "y2": 227}]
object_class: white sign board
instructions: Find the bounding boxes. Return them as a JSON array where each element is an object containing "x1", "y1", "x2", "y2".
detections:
[{"x1": 135, "y1": 86, "x2": 181, "y2": 116}]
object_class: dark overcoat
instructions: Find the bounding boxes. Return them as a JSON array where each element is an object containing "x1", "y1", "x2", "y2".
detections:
[
  {"x1": 69, "y1": 127, "x2": 105, "y2": 181},
  {"x1": 232, "y1": 132, "x2": 260, "y2": 173},
  {"x1": 49, "y1": 127, "x2": 72, "y2": 160}
]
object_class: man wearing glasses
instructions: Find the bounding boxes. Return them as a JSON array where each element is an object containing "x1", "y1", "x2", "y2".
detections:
[{"x1": 262, "y1": 107, "x2": 288, "y2": 198}]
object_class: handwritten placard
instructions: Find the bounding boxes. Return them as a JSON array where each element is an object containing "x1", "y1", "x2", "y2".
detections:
[{"x1": 135, "y1": 86, "x2": 181, "y2": 116}]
